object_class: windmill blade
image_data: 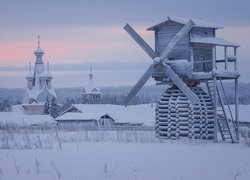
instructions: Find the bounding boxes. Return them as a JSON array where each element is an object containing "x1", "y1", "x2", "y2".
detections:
[
  {"x1": 160, "y1": 20, "x2": 194, "y2": 62},
  {"x1": 165, "y1": 64, "x2": 199, "y2": 104},
  {"x1": 124, "y1": 23, "x2": 158, "y2": 59},
  {"x1": 124, "y1": 64, "x2": 155, "y2": 106}
]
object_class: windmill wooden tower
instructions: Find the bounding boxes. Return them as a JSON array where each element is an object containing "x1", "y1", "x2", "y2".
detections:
[{"x1": 124, "y1": 17, "x2": 240, "y2": 143}]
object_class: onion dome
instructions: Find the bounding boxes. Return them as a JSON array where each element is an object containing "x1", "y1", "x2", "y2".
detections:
[
  {"x1": 25, "y1": 72, "x2": 34, "y2": 79},
  {"x1": 34, "y1": 47, "x2": 44, "y2": 55}
]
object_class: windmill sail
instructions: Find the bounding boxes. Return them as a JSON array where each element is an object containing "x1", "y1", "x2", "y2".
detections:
[{"x1": 124, "y1": 20, "x2": 199, "y2": 105}]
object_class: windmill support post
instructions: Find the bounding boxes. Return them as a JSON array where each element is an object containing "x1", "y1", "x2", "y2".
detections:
[
  {"x1": 213, "y1": 75, "x2": 218, "y2": 142},
  {"x1": 235, "y1": 77, "x2": 239, "y2": 141}
]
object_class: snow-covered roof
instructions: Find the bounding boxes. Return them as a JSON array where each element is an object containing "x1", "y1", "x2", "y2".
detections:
[
  {"x1": 58, "y1": 104, "x2": 156, "y2": 124},
  {"x1": 83, "y1": 79, "x2": 101, "y2": 94},
  {"x1": 147, "y1": 16, "x2": 223, "y2": 30},
  {"x1": 58, "y1": 104, "x2": 250, "y2": 124},
  {"x1": 190, "y1": 37, "x2": 240, "y2": 47},
  {"x1": 26, "y1": 86, "x2": 57, "y2": 101},
  {"x1": 0, "y1": 112, "x2": 56, "y2": 126},
  {"x1": 56, "y1": 112, "x2": 100, "y2": 121}
]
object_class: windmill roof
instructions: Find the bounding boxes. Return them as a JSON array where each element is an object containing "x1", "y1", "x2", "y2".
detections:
[
  {"x1": 147, "y1": 17, "x2": 223, "y2": 30},
  {"x1": 190, "y1": 37, "x2": 240, "y2": 47}
]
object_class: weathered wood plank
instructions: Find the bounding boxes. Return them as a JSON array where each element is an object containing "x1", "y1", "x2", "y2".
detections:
[
  {"x1": 124, "y1": 64, "x2": 155, "y2": 106},
  {"x1": 160, "y1": 20, "x2": 194, "y2": 62},
  {"x1": 124, "y1": 23, "x2": 158, "y2": 59},
  {"x1": 224, "y1": 46, "x2": 228, "y2": 70},
  {"x1": 165, "y1": 64, "x2": 200, "y2": 104}
]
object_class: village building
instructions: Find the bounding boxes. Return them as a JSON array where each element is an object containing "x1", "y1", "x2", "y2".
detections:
[
  {"x1": 81, "y1": 67, "x2": 102, "y2": 103},
  {"x1": 56, "y1": 104, "x2": 155, "y2": 128}
]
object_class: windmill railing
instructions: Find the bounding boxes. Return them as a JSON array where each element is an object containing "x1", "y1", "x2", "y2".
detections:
[
  {"x1": 216, "y1": 59, "x2": 236, "y2": 63},
  {"x1": 193, "y1": 59, "x2": 213, "y2": 73},
  {"x1": 193, "y1": 59, "x2": 213, "y2": 64},
  {"x1": 216, "y1": 46, "x2": 238, "y2": 71}
]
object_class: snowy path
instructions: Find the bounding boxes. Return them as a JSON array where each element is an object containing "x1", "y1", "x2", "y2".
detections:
[{"x1": 0, "y1": 142, "x2": 249, "y2": 180}]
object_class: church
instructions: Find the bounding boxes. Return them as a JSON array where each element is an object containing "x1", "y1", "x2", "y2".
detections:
[
  {"x1": 23, "y1": 36, "x2": 57, "y2": 104},
  {"x1": 81, "y1": 66, "x2": 102, "y2": 103},
  {"x1": 12, "y1": 37, "x2": 57, "y2": 115}
]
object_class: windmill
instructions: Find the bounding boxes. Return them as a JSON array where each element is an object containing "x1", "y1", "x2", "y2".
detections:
[{"x1": 123, "y1": 17, "x2": 240, "y2": 143}]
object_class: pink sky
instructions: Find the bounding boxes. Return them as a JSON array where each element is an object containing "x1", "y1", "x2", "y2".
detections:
[
  {"x1": 0, "y1": 25, "x2": 250, "y2": 88},
  {"x1": 0, "y1": 26, "x2": 154, "y2": 66},
  {"x1": 0, "y1": 25, "x2": 249, "y2": 67}
]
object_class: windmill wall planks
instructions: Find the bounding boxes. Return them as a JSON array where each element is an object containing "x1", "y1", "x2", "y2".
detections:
[{"x1": 155, "y1": 22, "x2": 190, "y2": 60}]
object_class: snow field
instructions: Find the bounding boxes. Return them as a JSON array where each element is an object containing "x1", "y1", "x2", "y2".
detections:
[
  {"x1": 0, "y1": 141, "x2": 250, "y2": 180},
  {"x1": 0, "y1": 128, "x2": 249, "y2": 180}
]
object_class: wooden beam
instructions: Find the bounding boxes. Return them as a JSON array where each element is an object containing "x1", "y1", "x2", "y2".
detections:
[
  {"x1": 234, "y1": 47, "x2": 238, "y2": 71},
  {"x1": 124, "y1": 23, "x2": 158, "y2": 59},
  {"x1": 124, "y1": 64, "x2": 155, "y2": 106},
  {"x1": 216, "y1": 59, "x2": 236, "y2": 63},
  {"x1": 235, "y1": 78, "x2": 239, "y2": 141},
  {"x1": 190, "y1": 46, "x2": 194, "y2": 70},
  {"x1": 213, "y1": 76, "x2": 218, "y2": 142},
  {"x1": 165, "y1": 64, "x2": 200, "y2": 104},
  {"x1": 224, "y1": 46, "x2": 228, "y2": 70},
  {"x1": 212, "y1": 46, "x2": 216, "y2": 69}
]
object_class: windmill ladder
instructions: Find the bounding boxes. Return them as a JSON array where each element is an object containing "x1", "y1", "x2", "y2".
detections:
[{"x1": 206, "y1": 79, "x2": 237, "y2": 143}]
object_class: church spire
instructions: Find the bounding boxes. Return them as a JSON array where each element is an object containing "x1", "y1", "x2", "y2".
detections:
[
  {"x1": 89, "y1": 66, "x2": 93, "y2": 80},
  {"x1": 34, "y1": 35, "x2": 44, "y2": 62},
  {"x1": 38, "y1": 35, "x2": 40, "y2": 48}
]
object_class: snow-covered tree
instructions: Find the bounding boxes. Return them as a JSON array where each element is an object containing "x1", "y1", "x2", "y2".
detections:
[
  {"x1": 43, "y1": 98, "x2": 50, "y2": 115},
  {"x1": 49, "y1": 97, "x2": 60, "y2": 118}
]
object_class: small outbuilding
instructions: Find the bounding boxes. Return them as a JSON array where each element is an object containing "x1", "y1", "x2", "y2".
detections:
[{"x1": 56, "y1": 104, "x2": 156, "y2": 128}]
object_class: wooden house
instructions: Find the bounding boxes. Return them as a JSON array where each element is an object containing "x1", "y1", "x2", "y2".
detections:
[{"x1": 56, "y1": 104, "x2": 155, "y2": 128}]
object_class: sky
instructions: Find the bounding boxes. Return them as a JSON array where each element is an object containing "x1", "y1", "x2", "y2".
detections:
[{"x1": 0, "y1": 0, "x2": 250, "y2": 88}]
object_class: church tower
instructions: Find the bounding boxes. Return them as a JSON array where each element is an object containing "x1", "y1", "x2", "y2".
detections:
[
  {"x1": 82, "y1": 66, "x2": 102, "y2": 103},
  {"x1": 23, "y1": 36, "x2": 57, "y2": 104}
]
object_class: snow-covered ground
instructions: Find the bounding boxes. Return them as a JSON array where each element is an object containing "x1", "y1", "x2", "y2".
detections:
[
  {"x1": 0, "y1": 141, "x2": 249, "y2": 180},
  {"x1": 0, "y1": 112, "x2": 56, "y2": 126},
  {"x1": 0, "y1": 128, "x2": 249, "y2": 180},
  {"x1": 0, "y1": 104, "x2": 250, "y2": 180}
]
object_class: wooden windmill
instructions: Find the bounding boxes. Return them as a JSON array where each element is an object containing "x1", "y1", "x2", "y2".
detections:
[{"x1": 124, "y1": 17, "x2": 240, "y2": 143}]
